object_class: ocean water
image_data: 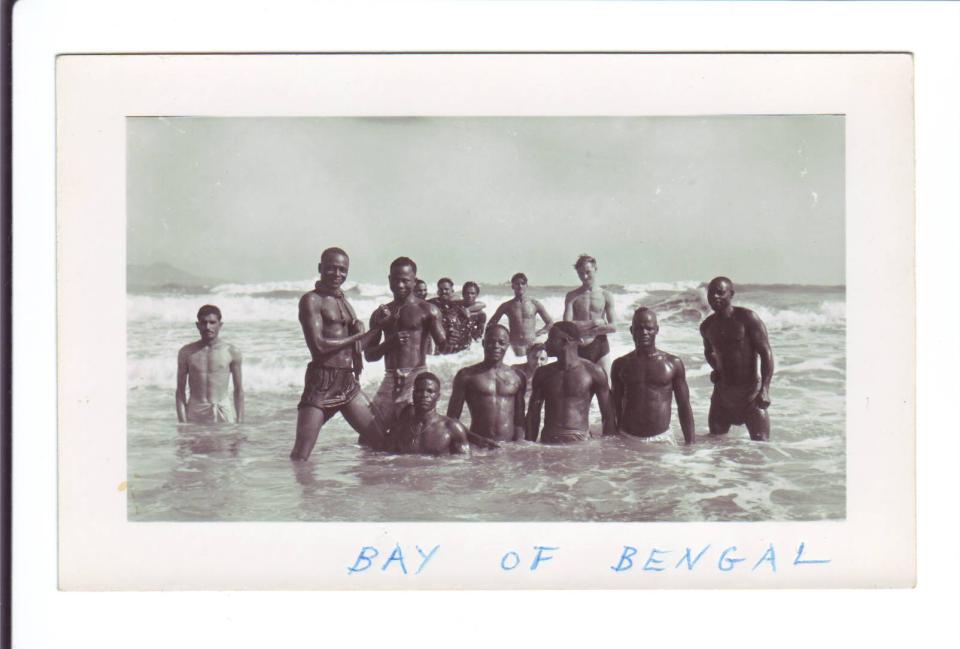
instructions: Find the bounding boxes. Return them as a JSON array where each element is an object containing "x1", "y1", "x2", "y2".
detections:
[{"x1": 127, "y1": 280, "x2": 846, "y2": 522}]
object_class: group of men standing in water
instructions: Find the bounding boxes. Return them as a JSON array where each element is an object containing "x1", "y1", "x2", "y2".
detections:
[{"x1": 176, "y1": 246, "x2": 774, "y2": 460}]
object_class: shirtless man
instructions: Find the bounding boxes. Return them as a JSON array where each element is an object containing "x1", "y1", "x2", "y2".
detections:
[
  {"x1": 447, "y1": 324, "x2": 526, "y2": 444},
  {"x1": 611, "y1": 307, "x2": 695, "y2": 445},
  {"x1": 380, "y1": 372, "x2": 472, "y2": 455},
  {"x1": 176, "y1": 305, "x2": 244, "y2": 424},
  {"x1": 429, "y1": 277, "x2": 471, "y2": 354},
  {"x1": 366, "y1": 257, "x2": 446, "y2": 430},
  {"x1": 699, "y1": 276, "x2": 774, "y2": 441},
  {"x1": 511, "y1": 342, "x2": 548, "y2": 403},
  {"x1": 457, "y1": 281, "x2": 487, "y2": 342},
  {"x1": 526, "y1": 322, "x2": 614, "y2": 443},
  {"x1": 291, "y1": 248, "x2": 384, "y2": 460},
  {"x1": 490, "y1": 272, "x2": 554, "y2": 356},
  {"x1": 563, "y1": 255, "x2": 617, "y2": 385}
]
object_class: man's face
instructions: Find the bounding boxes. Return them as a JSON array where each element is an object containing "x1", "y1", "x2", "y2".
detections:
[
  {"x1": 413, "y1": 378, "x2": 440, "y2": 414},
  {"x1": 482, "y1": 327, "x2": 510, "y2": 363},
  {"x1": 388, "y1": 264, "x2": 416, "y2": 299},
  {"x1": 576, "y1": 262, "x2": 597, "y2": 285},
  {"x1": 414, "y1": 281, "x2": 429, "y2": 300},
  {"x1": 631, "y1": 311, "x2": 659, "y2": 348},
  {"x1": 196, "y1": 313, "x2": 222, "y2": 342},
  {"x1": 529, "y1": 349, "x2": 549, "y2": 368},
  {"x1": 707, "y1": 279, "x2": 734, "y2": 313},
  {"x1": 437, "y1": 282, "x2": 454, "y2": 302},
  {"x1": 462, "y1": 285, "x2": 478, "y2": 305},
  {"x1": 511, "y1": 279, "x2": 527, "y2": 298},
  {"x1": 319, "y1": 252, "x2": 349, "y2": 289},
  {"x1": 544, "y1": 328, "x2": 567, "y2": 357}
]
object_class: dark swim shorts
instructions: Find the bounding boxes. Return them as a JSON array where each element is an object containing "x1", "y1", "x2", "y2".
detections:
[
  {"x1": 577, "y1": 334, "x2": 610, "y2": 363},
  {"x1": 298, "y1": 362, "x2": 361, "y2": 418}
]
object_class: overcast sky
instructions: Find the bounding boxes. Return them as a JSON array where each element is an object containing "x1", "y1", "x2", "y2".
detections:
[{"x1": 128, "y1": 116, "x2": 844, "y2": 286}]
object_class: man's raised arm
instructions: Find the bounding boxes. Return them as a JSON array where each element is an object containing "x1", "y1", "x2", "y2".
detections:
[
  {"x1": 534, "y1": 299, "x2": 554, "y2": 335},
  {"x1": 425, "y1": 302, "x2": 448, "y2": 353},
  {"x1": 672, "y1": 358, "x2": 695, "y2": 445},
  {"x1": 300, "y1": 293, "x2": 377, "y2": 355}
]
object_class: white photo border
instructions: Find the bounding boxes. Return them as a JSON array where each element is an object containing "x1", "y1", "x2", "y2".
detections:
[{"x1": 56, "y1": 52, "x2": 912, "y2": 590}]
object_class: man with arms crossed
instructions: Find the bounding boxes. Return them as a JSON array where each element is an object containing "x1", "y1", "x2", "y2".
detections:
[
  {"x1": 526, "y1": 322, "x2": 614, "y2": 443},
  {"x1": 380, "y1": 372, "x2": 475, "y2": 455},
  {"x1": 447, "y1": 324, "x2": 526, "y2": 444},
  {"x1": 700, "y1": 276, "x2": 774, "y2": 441},
  {"x1": 176, "y1": 304, "x2": 244, "y2": 424},
  {"x1": 489, "y1": 272, "x2": 554, "y2": 356},
  {"x1": 611, "y1": 307, "x2": 695, "y2": 445},
  {"x1": 429, "y1": 277, "x2": 472, "y2": 354},
  {"x1": 291, "y1": 248, "x2": 384, "y2": 460},
  {"x1": 457, "y1": 281, "x2": 487, "y2": 342},
  {"x1": 563, "y1": 255, "x2": 617, "y2": 384},
  {"x1": 366, "y1": 257, "x2": 446, "y2": 430}
]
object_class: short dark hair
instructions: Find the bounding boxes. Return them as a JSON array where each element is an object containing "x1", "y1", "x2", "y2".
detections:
[
  {"x1": 510, "y1": 272, "x2": 528, "y2": 285},
  {"x1": 632, "y1": 306, "x2": 658, "y2": 325},
  {"x1": 320, "y1": 247, "x2": 349, "y2": 263},
  {"x1": 574, "y1": 254, "x2": 597, "y2": 271},
  {"x1": 414, "y1": 371, "x2": 441, "y2": 389},
  {"x1": 437, "y1": 277, "x2": 454, "y2": 288},
  {"x1": 196, "y1": 304, "x2": 222, "y2": 321},
  {"x1": 462, "y1": 281, "x2": 479, "y2": 294},
  {"x1": 551, "y1": 321, "x2": 581, "y2": 343},
  {"x1": 390, "y1": 256, "x2": 418, "y2": 275},
  {"x1": 709, "y1": 276, "x2": 734, "y2": 290},
  {"x1": 526, "y1": 342, "x2": 546, "y2": 357},
  {"x1": 484, "y1": 323, "x2": 510, "y2": 338},
  {"x1": 415, "y1": 278, "x2": 428, "y2": 287}
]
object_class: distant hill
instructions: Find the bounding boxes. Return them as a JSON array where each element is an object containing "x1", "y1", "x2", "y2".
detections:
[{"x1": 127, "y1": 262, "x2": 225, "y2": 291}]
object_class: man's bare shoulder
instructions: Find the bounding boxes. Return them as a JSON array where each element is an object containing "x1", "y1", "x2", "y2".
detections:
[
  {"x1": 178, "y1": 340, "x2": 203, "y2": 357},
  {"x1": 663, "y1": 351, "x2": 685, "y2": 369},
  {"x1": 699, "y1": 313, "x2": 716, "y2": 334},
  {"x1": 228, "y1": 343, "x2": 243, "y2": 362},
  {"x1": 421, "y1": 299, "x2": 442, "y2": 318},
  {"x1": 734, "y1": 306, "x2": 765, "y2": 326},
  {"x1": 582, "y1": 358, "x2": 607, "y2": 382},
  {"x1": 564, "y1": 287, "x2": 584, "y2": 301},
  {"x1": 601, "y1": 288, "x2": 616, "y2": 301},
  {"x1": 299, "y1": 290, "x2": 324, "y2": 312}
]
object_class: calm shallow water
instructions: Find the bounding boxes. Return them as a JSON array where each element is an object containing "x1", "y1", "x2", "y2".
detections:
[{"x1": 127, "y1": 281, "x2": 845, "y2": 522}]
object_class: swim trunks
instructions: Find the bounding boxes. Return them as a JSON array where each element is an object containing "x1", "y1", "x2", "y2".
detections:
[
  {"x1": 372, "y1": 366, "x2": 428, "y2": 430},
  {"x1": 619, "y1": 429, "x2": 678, "y2": 446},
  {"x1": 710, "y1": 381, "x2": 763, "y2": 425},
  {"x1": 186, "y1": 401, "x2": 236, "y2": 424},
  {"x1": 298, "y1": 362, "x2": 361, "y2": 419},
  {"x1": 540, "y1": 426, "x2": 590, "y2": 444},
  {"x1": 577, "y1": 334, "x2": 610, "y2": 363}
]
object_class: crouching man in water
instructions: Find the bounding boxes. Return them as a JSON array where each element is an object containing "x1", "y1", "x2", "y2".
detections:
[
  {"x1": 176, "y1": 304, "x2": 244, "y2": 424},
  {"x1": 526, "y1": 322, "x2": 614, "y2": 443},
  {"x1": 381, "y1": 372, "x2": 487, "y2": 455},
  {"x1": 700, "y1": 276, "x2": 774, "y2": 441},
  {"x1": 291, "y1": 247, "x2": 384, "y2": 460},
  {"x1": 366, "y1": 257, "x2": 446, "y2": 431},
  {"x1": 447, "y1": 324, "x2": 526, "y2": 444},
  {"x1": 611, "y1": 307, "x2": 695, "y2": 445}
]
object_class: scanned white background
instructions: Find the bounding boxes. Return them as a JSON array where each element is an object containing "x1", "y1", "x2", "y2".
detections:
[{"x1": 13, "y1": 0, "x2": 960, "y2": 648}]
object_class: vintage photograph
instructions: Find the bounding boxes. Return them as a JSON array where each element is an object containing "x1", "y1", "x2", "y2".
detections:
[{"x1": 126, "y1": 115, "x2": 845, "y2": 523}]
